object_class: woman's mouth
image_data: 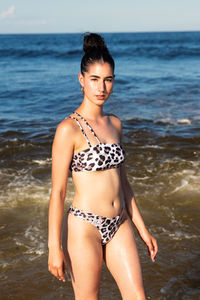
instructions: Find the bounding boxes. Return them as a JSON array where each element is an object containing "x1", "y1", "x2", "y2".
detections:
[{"x1": 96, "y1": 95, "x2": 105, "y2": 100}]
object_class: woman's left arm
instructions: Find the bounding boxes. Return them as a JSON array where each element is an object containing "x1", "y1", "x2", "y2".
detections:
[
  {"x1": 111, "y1": 114, "x2": 158, "y2": 261},
  {"x1": 120, "y1": 163, "x2": 158, "y2": 262}
]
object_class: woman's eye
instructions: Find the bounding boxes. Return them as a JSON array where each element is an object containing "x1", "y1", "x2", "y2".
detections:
[
  {"x1": 106, "y1": 79, "x2": 113, "y2": 82},
  {"x1": 91, "y1": 78, "x2": 97, "y2": 81}
]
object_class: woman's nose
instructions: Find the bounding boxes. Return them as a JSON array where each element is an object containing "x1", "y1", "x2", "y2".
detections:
[{"x1": 98, "y1": 80, "x2": 105, "y2": 92}]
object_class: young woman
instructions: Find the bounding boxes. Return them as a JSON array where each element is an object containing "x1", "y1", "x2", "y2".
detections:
[{"x1": 48, "y1": 33, "x2": 158, "y2": 300}]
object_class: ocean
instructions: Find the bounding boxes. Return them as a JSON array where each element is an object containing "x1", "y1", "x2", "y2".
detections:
[{"x1": 0, "y1": 31, "x2": 200, "y2": 299}]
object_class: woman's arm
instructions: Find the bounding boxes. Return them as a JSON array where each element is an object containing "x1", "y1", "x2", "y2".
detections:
[
  {"x1": 48, "y1": 119, "x2": 75, "y2": 281},
  {"x1": 120, "y1": 163, "x2": 158, "y2": 262},
  {"x1": 115, "y1": 116, "x2": 158, "y2": 262}
]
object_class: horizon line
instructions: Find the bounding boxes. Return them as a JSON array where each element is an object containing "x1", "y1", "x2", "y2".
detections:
[{"x1": 0, "y1": 29, "x2": 200, "y2": 35}]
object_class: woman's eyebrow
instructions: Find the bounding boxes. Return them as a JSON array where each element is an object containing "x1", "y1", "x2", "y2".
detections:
[
  {"x1": 89, "y1": 75, "x2": 100, "y2": 78},
  {"x1": 89, "y1": 75, "x2": 114, "y2": 79}
]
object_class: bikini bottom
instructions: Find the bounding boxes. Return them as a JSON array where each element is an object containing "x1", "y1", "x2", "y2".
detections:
[{"x1": 68, "y1": 205, "x2": 127, "y2": 245}]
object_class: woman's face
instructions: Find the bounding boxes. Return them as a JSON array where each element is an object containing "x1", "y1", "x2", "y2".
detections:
[{"x1": 79, "y1": 62, "x2": 114, "y2": 106}]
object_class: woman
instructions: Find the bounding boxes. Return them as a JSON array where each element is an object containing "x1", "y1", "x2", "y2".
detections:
[{"x1": 48, "y1": 33, "x2": 158, "y2": 300}]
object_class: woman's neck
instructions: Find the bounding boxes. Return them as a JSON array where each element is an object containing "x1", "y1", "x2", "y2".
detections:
[{"x1": 77, "y1": 100, "x2": 104, "y2": 121}]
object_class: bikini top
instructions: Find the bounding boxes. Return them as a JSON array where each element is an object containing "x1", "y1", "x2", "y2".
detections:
[{"x1": 68, "y1": 111, "x2": 126, "y2": 172}]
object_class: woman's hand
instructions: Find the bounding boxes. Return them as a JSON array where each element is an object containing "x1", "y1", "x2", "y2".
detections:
[
  {"x1": 140, "y1": 230, "x2": 158, "y2": 262},
  {"x1": 48, "y1": 247, "x2": 67, "y2": 282}
]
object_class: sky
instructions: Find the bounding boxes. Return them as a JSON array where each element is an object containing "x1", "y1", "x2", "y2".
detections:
[{"x1": 0, "y1": 0, "x2": 200, "y2": 34}]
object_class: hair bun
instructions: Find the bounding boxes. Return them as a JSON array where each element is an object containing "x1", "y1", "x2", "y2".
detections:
[{"x1": 83, "y1": 33, "x2": 108, "y2": 53}]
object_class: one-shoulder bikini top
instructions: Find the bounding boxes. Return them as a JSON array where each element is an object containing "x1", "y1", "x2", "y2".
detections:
[{"x1": 68, "y1": 111, "x2": 126, "y2": 172}]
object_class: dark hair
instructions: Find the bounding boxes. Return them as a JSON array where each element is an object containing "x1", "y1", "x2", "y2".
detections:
[{"x1": 81, "y1": 33, "x2": 115, "y2": 75}]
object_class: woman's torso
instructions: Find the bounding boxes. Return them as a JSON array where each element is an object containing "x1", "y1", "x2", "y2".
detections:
[{"x1": 68, "y1": 111, "x2": 126, "y2": 217}]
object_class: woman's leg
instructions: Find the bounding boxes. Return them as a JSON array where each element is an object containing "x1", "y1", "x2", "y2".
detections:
[
  {"x1": 104, "y1": 218, "x2": 146, "y2": 300},
  {"x1": 66, "y1": 212, "x2": 103, "y2": 300}
]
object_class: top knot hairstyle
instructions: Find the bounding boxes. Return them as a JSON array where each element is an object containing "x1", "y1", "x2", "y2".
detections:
[{"x1": 81, "y1": 33, "x2": 115, "y2": 75}]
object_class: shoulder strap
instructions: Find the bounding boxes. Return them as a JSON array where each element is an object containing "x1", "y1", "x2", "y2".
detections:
[
  {"x1": 68, "y1": 115, "x2": 91, "y2": 147},
  {"x1": 73, "y1": 111, "x2": 101, "y2": 144}
]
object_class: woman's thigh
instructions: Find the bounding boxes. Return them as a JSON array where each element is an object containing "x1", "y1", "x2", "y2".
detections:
[
  {"x1": 66, "y1": 212, "x2": 103, "y2": 299},
  {"x1": 104, "y1": 219, "x2": 146, "y2": 300}
]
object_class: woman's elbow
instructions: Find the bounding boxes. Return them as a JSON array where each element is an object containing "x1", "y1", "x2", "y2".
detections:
[{"x1": 50, "y1": 187, "x2": 66, "y2": 203}]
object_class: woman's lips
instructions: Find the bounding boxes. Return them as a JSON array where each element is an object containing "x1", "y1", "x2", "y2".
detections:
[{"x1": 96, "y1": 95, "x2": 105, "y2": 100}]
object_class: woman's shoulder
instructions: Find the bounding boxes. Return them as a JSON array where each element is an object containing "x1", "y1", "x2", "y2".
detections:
[
  {"x1": 106, "y1": 113, "x2": 122, "y2": 131},
  {"x1": 55, "y1": 114, "x2": 80, "y2": 139}
]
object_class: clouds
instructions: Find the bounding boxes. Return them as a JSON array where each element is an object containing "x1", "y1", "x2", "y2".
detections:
[
  {"x1": 0, "y1": 4, "x2": 47, "y2": 32},
  {"x1": 0, "y1": 5, "x2": 15, "y2": 19}
]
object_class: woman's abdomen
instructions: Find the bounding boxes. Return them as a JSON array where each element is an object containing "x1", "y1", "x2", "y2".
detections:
[{"x1": 71, "y1": 168, "x2": 124, "y2": 217}]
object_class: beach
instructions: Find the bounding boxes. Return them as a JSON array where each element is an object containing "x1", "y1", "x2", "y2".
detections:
[{"x1": 0, "y1": 32, "x2": 200, "y2": 299}]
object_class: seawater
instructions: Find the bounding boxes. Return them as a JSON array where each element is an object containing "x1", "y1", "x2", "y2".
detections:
[{"x1": 0, "y1": 32, "x2": 200, "y2": 300}]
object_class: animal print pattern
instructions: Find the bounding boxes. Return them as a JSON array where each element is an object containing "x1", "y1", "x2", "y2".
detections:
[
  {"x1": 68, "y1": 205, "x2": 126, "y2": 245},
  {"x1": 68, "y1": 111, "x2": 126, "y2": 172},
  {"x1": 70, "y1": 143, "x2": 126, "y2": 172}
]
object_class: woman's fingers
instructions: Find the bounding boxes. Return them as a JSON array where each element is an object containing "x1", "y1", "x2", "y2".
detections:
[
  {"x1": 145, "y1": 235, "x2": 158, "y2": 262},
  {"x1": 58, "y1": 265, "x2": 66, "y2": 282},
  {"x1": 48, "y1": 263, "x2": 66, "y2": 282},
  {"x1": 149, "y1": 237, "x2": 158, "y2": 262},
  {"x1": 146, "y1": 240, "x2": 155, "y2": 261}
]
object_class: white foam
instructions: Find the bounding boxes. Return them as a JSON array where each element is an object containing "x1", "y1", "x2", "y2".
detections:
[
  {"x1": 154, "y1": 117, "x2": 175, "y2": 125},
  {"x1": 33, "y1": 158, "x2": 51, "y2": 165},
  {"x1": 177, "y1": 118, "x2": 192, "y2": 125},
  {"x1": 168, "y1": 231, "x2": 199, "y2": 240},
  {"x1": 157, "y1": 226, "x2": 199, "y2": 241},
  {"x1": 140, "y1": 145, "x2": 164, "y2": 149},
  {"x1": 1, "y1": 262, "x2": 9, "y2": 269},
  {"x1": 130, "y1": 157, "x2": 200, "y2": 198},
  {"x1": 154, "y1": 117, "x2": 193, "y2": 126},
  {"x1": 11, "y1": 225, "x2": 47, "y2": 261},
  {"x1": 170, "y1": 170, "x2": 200, "y2": 194},
  {"x1": 170, "y1": 179, "x2": 189, "y2": 193},
  {"x1": 0, "y1": 165, "x2": 74, "y2": 209},
  {"x1": 25, "y1": 246, "x2": 46, "y2": 258}
]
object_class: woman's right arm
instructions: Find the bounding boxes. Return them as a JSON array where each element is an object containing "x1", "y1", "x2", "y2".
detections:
[{"x1": 48, "y1": 119, "x2": 75, "y2": 282}]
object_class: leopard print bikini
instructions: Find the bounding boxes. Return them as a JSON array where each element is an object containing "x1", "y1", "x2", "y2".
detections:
[
  {"x1": 68, "y1": 111, "x2": 126, "y2": 172},
  {"x1": 67, "y1": 111, "x2": 127, "y2": 245},
  {"x1": 68, "y1": 205, "x2": 126, "y2": 245}
]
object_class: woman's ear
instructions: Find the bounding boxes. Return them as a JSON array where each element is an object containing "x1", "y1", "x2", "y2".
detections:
[{"x1": 78, "y1": 73, "x2": 84, "y2": 88}]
